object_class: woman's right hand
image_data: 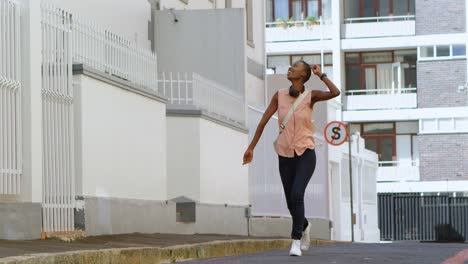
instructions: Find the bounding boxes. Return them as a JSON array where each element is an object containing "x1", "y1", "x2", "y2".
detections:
[{"x1": 242, "y1": 148, "x2": 254, "y2": 165}]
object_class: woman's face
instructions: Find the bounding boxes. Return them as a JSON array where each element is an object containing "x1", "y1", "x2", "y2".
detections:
[{"x1": 287, "y1": 61, "x2": 306, "y2": 82}]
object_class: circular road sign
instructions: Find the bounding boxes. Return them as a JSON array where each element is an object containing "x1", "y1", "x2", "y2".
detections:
[{"x1": 324, "y1": 121, "x2": 349, "y2": 146}]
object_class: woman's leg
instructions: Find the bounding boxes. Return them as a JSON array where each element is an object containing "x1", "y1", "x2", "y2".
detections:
[
  {"x1": 279, "y1": 155, "x2": 296, "y2": 216},
  {"x1": 289, "y1": 149, "x2": 316, "y2": 240}
]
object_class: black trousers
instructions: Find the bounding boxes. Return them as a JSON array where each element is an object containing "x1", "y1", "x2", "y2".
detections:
[{"x1": 278, "y1": 148, "x2": 316, "y2": 239}]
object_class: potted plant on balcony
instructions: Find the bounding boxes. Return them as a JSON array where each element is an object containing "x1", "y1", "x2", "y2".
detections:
[
  {"x1": 276, "y1": 17, "x2": 288, "y2": 29},
  {"x1": 305, "y1": 16, "x2": 319, "y2": 27},
  {"x1": 288, "y1": 17, "x2": 296, "y2": 28}
]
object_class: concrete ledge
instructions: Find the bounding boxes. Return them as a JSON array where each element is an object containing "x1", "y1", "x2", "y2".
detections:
[
  {"x1": 0, "y1": 202, "x2": 42, "y2": 240},
  {"x1": 167, "y1": 105, "x2": 249, "y2": 134},
  {"x1": 79, "y1": 197, "x2": 249, "y2": 237},
  {"x1": 0, "y1": 239, "x2": 349, "y2": 264},
  {"x1": 73, "y1": 64, "x2": 168, "y2": 104},
  {"x1": 81, "y1": 196, "x2": 176, "y2": 236}
]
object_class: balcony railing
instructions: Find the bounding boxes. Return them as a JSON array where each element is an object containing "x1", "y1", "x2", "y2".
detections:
[
  {"x1": 377, "y1": 160, "x2": 420, "y2": 182},
  {"x1": 345, "y1": 88, "x2": 417, "y2": 110},
  {"x1": 346, "y1": 87, "x2": 416, "y2": 96},
  {"x1": 344, "y1": 15, "x2": 415, "y2": 24},
  {"x1": 159, "y1": 72, "x2": 245, "y2": 126},
  {"x1": 265, "y1": 18, "x2": 333, "y2": 42},
  {"x1": 342, "y1": 15, "x2": 415, "y2": 38}
]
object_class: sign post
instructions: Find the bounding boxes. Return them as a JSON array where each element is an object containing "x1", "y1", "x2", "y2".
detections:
[{"x1": 324, "y1": 121, "x2": 354, "y2": 242}]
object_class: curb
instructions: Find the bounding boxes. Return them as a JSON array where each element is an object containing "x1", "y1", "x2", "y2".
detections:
[{"x1": 0, "y1": 239, "x2": 349, "y2": 264}]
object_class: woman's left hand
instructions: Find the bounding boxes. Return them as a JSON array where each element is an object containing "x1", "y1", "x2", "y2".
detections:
[{"x1": 312, "y1": 65, "x2": 322, "y2": 76}]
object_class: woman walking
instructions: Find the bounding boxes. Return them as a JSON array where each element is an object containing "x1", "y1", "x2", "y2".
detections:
[{"x1": 243, "y1": 61, "x2": 340, "y2": 256}]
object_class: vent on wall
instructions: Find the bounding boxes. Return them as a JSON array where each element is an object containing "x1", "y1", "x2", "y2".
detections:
[{"x1": 171, "y1": 196, "x2": 196, "y2": 223}]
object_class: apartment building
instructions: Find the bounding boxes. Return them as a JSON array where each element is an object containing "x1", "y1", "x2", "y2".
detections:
[{"x1": 266, "y1": 0, "x2": 468, "y2": 241}]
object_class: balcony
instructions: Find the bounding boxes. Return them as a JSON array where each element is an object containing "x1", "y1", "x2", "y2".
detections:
[
  {"x1": 265, "y1": 19, "x2": 333, "y2": 43},
  {"x1": 377, "y1": 160, "x2": 420, "y2": 182},
  {"x1": 342, "y1": 15, "x2": 415, "y2": 39},
  {"x1": 345, "y1": 88, "x2": 417, "y2": 111}
]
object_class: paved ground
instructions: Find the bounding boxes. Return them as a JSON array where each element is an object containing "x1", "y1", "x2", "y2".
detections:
[
  {"x1": 0, "y1": 233, "x2": 269, "y2": 259},
  {"x1": 182, "y1": 242, "x2": 468, "y2": 264}
]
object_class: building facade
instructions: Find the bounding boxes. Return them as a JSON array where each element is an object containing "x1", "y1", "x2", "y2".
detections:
[{"x1": 266, "y1": 0, "x2": 468, "y2": 194}]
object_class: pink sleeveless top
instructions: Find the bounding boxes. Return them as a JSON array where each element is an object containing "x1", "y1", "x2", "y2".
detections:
[{"x1": 275, "y1": 89, "x2": 316, "y2": 158}]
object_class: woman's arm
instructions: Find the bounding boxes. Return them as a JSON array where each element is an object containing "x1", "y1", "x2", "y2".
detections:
[
  {"x1": 311, "y1": 65, "x2": 341, "y2": 103},
  {"x1": 242, "y1": 91, "x2": 279, "y2": 165}
]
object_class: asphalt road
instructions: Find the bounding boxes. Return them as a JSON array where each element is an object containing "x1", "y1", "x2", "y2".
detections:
[{"x1": 182, "y1": 242, "x2": 468, "y2": 264}]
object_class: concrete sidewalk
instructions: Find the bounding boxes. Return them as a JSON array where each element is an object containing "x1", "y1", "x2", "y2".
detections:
[
  {"x1": 0, "y1": 233, "x2": 347, "y2": 263},
  {"x1": 0, "y1": 233, "x2": 272, "y2": 258}
]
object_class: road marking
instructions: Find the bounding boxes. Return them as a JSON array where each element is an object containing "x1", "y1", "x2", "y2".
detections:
[{"x1": 442, "y1": 248, "x2": 468, "y2": 264}]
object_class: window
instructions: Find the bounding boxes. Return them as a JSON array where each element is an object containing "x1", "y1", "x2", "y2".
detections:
[
  {"x1": 355, "y1": 122, "x2": 419, "y2": 165},
  {"x1": 267, "y1": 55, "x2": 290, "y2": 74},
  {"x1": 420, "y1": 46, "x2": 434, "y2": 58},
  {"x1": 274, "y1": 0, "x2": 289, "y2": 21},
  {"x1": 361, "y1": 123, "x2": 396, "y2": 165},
  {"x1": 268, "y1": 53, "x2": 333, "y2": 77},
  {"x1": 344, "y1": 0, "x2": 415, "y2": 20},
  {"x1": 362, "y1": 52, "x2": 393, "y2": 63},
  {"x1": 292, "y1": 53, "x2": 333, "y2": 79},
  {"x1": 453, "y1": 44, "x2": 466, "y2": 56},
  {"x1": 350, "y1": 124, "x2": 361, "y2": 135},
  {"x1": 345, "y1": 50, "x2": 417, "y2": 93},
  {"x1": 267, "y1": 0, "x2": 331, "y2": 22},
  {"x1": 364, "y1": 123, "x2": 394, "y2": 134},
  {"x1": 396, "y1": 121, "x2": 418, "y2": 134},
  {"x1": 266, "y1": 0, "x2": 273, "y2": 22},
  {"x1": 292, "y1": 0, "x2": 302, "y2": 20},
  {"x1": 418, "y1": 44, "x2": 467, "y2": 61},
  {"x1": 291, "y1": 54, "x2": 332, "y2": 65},
  {"x1": 436, "y1": 45, "x2": 450, "y2": 57},
  {"x1": 307, "y1": 0, "x2": 320, "y2": 18},
  {"x1": 246, "y1": 0, "x2": 253, "y2": 45}
]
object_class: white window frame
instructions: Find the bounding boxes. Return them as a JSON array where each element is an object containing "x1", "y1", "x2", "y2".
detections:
[{"x1": 417, "y1": 44, "x2": 466, "y2": 61}]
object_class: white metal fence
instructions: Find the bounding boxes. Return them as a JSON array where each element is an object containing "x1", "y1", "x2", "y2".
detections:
[
  {"x1": 247, "y1": 106, "x2": 328, "y2": 218},
  {"x1": 159, "y1": 72, "x2": 245, "y2": 125},
  {"x1": 72, "y1": 13, "x2": 158, "y2": 91},
  {"x1": 345, "y1": 87, "x2": 417, "y2": 96},
  {"x1": 0, "y1": 0, "x2": 22, "y2": 195},
  {"x1": 41, "y1": 2, "x2": 75, "y2": 232},
  {"x1": 344, "y1": 15, "x2": 416, "y2": 24}
]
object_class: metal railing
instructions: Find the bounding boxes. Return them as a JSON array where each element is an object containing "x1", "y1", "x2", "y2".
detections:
[
  {"x1": 71, "y1": 7, "x2": 158, "y2": 91},
  {"x1": 346, "y1": 87, "x2": 417, "y2": 96},
  {"x1": 379, "y1": 193, "x2": 468, "y2": 242},
  {"x1": 41, "y1": 1, "x2": 76, "y2": 232},
  {"x1": 378, "y1": 160, "x2": 419, "y2": 167},
  {"x1": 0, "y1": 0, "x2": 22, "y2": 195},
  {"x1": 345, "y1": 15, "x2": 415, "y2": 24},
  {"x1": 265, "y1": 18, "x2": 332, "y2": 28},
  {"x1": 159, "y1": 72, "x2": 245, "y2": 125}
]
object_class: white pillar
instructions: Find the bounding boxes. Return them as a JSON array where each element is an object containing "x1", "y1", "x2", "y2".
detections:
[
  {"x1": 331, "y1": 0, "x2": 344, "y2": 117},
  {"x1": 465, "y1": 0, "x2": 468, "y2": 91},
  {"x1": 19, "y1": 0, "x2": 42, "y2": 203}
]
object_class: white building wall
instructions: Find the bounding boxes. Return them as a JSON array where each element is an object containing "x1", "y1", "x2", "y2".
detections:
[
  {"x1": 166, "y1": 117, "x2": 201, "y2": 201},
  {"x1": 75, "y1": 75, "x2": 167, "y2": 201},
  {"x1": 49, "y1": 0, "x2": 152, "y2": 50},
  {"x1": 199, "y1": 119, "x2": 249, "y2": 205},
  {"x1": 167, "y1": 116, "x2": 249, "y2": 205}
]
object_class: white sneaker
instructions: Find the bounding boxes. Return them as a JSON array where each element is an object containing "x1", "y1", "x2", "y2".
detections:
[
  {"x1": 289, "y1": 239, "x2": 302, "y2": 256},
  {"x1": 300, "y1": 222, "x2": 311, "y2": 251}
]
